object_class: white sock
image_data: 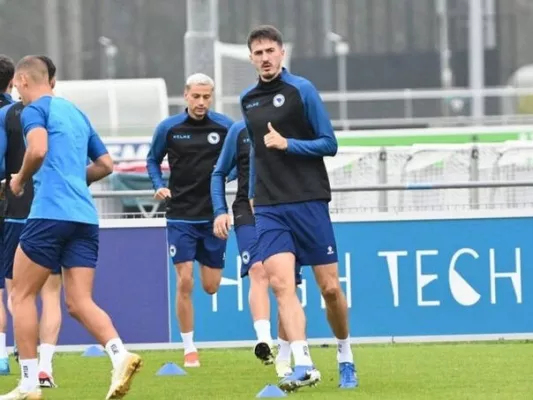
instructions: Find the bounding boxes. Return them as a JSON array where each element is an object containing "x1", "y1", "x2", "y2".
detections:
[
  {"x1": 337, "y1": 336, "x2": 354, "y2": 364},
  {"x1": 290, "y1": 340, "x2": 313, "y2": 367},
  {"x1": 0, "y1": 333, "x2": 7, "y2": 358},
  {"x1": 38, "y1": 343, "x2": 55, "y2": 374},
  {"x1": 19, "y1": 359, "x2": 39, "y2": 392},
  {"x1": 276, "y1": 338, "x2": 291, "y2": 363},
  {"x1": 105, "y1": 338, "x2": 128, "y2": 369},
  {"x1": 253, "y1": 320, "x2": 272, "y2": 344},
  {"x1": 180, "y1": 331, "x2": 197, "y2": 355}
]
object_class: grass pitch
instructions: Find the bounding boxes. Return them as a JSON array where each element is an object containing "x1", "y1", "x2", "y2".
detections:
[{"x1": 0, "y1": 341, "x2": 531, "y2": 399}]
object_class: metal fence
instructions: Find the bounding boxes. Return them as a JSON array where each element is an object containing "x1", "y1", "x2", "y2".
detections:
[{"x1": 91, "y1": 141, "x2": 533, "y2": 218}]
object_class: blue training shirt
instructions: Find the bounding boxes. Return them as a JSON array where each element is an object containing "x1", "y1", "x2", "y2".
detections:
[
  {"x1": 240, "y1": 67, "x2": 337, "y2": 206},
  {"x1": 20, "y1": 95, "x2": 108, "y2": 225}
]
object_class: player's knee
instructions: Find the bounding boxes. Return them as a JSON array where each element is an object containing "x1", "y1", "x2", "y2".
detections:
[
  {"x1": 10, "y1": 285, "x2": 36, "y2": 307},
  {"x1": 64, "y1": 295, "x2": 89, "y2": 320},
  {"x1": 65, "y1": 297, "x2": 80, "y2": 319},
  {"x1": 177, "y1": 276, "x2": 194, "y2": 295},
  {"x1": 249, "y1": 262, "x2": 268, "y2": 286},
  {"x1": 201, "y1": 280, "x2": 219, "y2": 295},
  {"x1": 320, "y1": 281, "x2": 342, "y2": 302},
  {"x1": 269, "y1": 274, "x2": 294, "y2": 299}
]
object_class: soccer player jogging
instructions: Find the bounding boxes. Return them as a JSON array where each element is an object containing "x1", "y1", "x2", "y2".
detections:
[
  {"x1": 0, "y1": 54, "x2": 15, "y2": 376},
  {"x1": 0, "y1": 56, "x2": 142, "y2": 400},
  {"x1": 240, "y1": 25, "x2": 358, "y2": 391},
  {"x1": 210, "y1": 120, "x2": 303, "y2": 378},
  {"x1": 0, "y1": 56, "x2": 63, "y2": 388},
  {"x1": 146, "y1": 73, "x2": 233, "y2": 368}
]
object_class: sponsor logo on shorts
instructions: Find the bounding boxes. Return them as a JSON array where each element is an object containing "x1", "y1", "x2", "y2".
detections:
[
  {"x1": 169, "y1": 245, "x2": 176, "y2": 257},
  {"x1": 241, "y1": 251, "x2": 250, "y2": 265}
]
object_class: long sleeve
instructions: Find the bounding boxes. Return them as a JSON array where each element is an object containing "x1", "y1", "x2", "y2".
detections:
[{"x1": 286, "y1": 81, "x2": 338, "y2": 157}]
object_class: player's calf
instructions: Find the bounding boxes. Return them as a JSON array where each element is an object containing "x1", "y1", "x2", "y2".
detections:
[
  {"x1": 248, "y1": 263, "x2": 274, "y2": 365},
  {"x1": 176, "y1": 262, "x2": 200, "y2": 367},
  {"x1": 0, "y1": 288, "x2": 9, "y2": 375},
  {"x1": 313, "y1": 263, "x2": 358, "y2": 388},
  {"x1": 38, "y1": 274, "x2": 62, "y2": 386}
]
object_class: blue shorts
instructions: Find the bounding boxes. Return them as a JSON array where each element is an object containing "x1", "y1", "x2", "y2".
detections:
[
  {"x1": 236, "y1": 224, "x2": 303, "y2": 285},
  {"x1": 235, "y1": 224, "x2": 262, "y2": 278},
  {"x1": 166, "y1": 221, "x2": 226, "y2": 268},
  {"x1": 254, "y1": 201, "x2": 338, "y2": 267},
  {"x1": 4, "y1": 220, "x2": 62, "y2": 280},
  {"x1": 19, "y1": 219, "x2": 99, "y2": 271}
]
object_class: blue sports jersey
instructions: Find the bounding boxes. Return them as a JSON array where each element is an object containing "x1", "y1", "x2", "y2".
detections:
[{"x1": 20, "y1": 95, "x2": 108, "y2": 225}]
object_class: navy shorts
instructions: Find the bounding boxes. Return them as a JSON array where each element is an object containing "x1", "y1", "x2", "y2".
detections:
[
  {"x1": 166, "y1": 221, "x2": 226, "y2": 268},
  {"x1": 19, "y1": 219, "x2": 99, "y2": 271},
  {"x1": 235, "y1": 224, "x2": 262, "y2": 278},
  {"x1": 254, "y1": 201, "x2": 338, "y2": 267},
  {"x1": 236, "y1": 223, "x2": 303, "y2": 285},
  {"x1": 4, "y1": 220, "x2": 62, "y2": 280}
]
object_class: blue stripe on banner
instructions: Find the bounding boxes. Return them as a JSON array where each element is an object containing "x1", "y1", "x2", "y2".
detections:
[{"x1": 4, "y1": 218, "x2": 26, "y2": 224}]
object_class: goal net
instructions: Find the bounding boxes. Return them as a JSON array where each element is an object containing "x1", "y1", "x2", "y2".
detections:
[
  {"x1": 323, "y1": 142, "x2": 533, "y2": 214},
  {"x1": 213, "y1": 40, "x2": 293, "y2": 120}
]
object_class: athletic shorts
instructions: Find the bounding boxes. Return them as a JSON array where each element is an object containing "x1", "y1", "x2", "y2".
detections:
[
  {"x1": 4, "y1": 220, "x2": 63, "y2": 281},
  {"x1": 254, "y1": 200, "x2": 338, "y2": 267},
  {"x1": 236, "y1": 223, "x2": 303, "y2": 285},
  {"x1": 166, "y1": 221, "x2": 226, "y2": 269},
  {"x1": 19, "y1": 219, "x2": 99, "y2": 271}
]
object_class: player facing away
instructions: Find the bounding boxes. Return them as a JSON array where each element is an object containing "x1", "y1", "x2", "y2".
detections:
[
  {"x1": 0, "y1": 56, "x2": 63, "y2": 388},
  {"x1": 0, "y1": 54, "x2": 15, "y2": 375},
  {"x1": 211, "y1": 120, "x2": 304, "y2": 378},
  {"x1": 240, "y1": 25, "x2": 358, "y2": 391},
  {"x1": 146, "y1": 73, "x2": 234, "y2": 368},
  {"x1": 0, "y1": 56, "x2": 142, "y2": 400}
]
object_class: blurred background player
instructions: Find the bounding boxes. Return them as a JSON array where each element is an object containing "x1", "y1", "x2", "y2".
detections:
[
  {"x1": 0, "y1": 54, "x2": 15, "y2": 375},
  {"x1": 146, "y1": 73, "x2": 233, "y2": 368},
  {"x1": 211, "y1": 120, "x2": 306, "y2": 378},
  {"x1": 241, "y1": 25, "x2": 357, "y2": 391},
  {"x1": 0, "y1": 55, "x2": 62, "y2": 388},
  {"x1": 1, "y1": 55, "x2": 141, "y2": 400}
]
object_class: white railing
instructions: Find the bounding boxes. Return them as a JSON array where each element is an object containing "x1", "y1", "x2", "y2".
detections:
[{"x1": 168, "y1": 87, "x2": 533, "y2": 128}]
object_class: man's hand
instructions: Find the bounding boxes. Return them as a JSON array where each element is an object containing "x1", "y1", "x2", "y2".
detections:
[
  {"x1": 9, "y1": 174, "x2": 24, "y2": 197},
  {"x1": 154, "y1": 187, "x2": 171, "y2": 201},
  {"x1": 264, "y1": 122, "x2": 288, "y2": 150},
  {"x1": 213, "y1": 214, "x2": 232, "y2": 240},
  {"x1": 249, "y1": 199, "x2": 254, "y2": 214}
]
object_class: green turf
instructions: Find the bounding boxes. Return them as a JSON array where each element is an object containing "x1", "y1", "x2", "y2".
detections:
[{"x1": 0, "y1": 342, "x2": 531, "y2": 399}]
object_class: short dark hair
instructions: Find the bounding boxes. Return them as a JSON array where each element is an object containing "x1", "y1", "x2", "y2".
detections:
[
  {"x1": 36, "y1": 55, "x2": 56, "y2": 80},
  {"x1": 0, "y1": 55, "x2": 15, "y2": 92},
  {"x1": 247, "y1": 25, "x2": 283, "y2": 50}
]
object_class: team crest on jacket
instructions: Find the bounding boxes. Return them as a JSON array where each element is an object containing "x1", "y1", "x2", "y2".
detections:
[
  {"x1": 208, "y1": 132, "x2": 220, "y2": 144},
  {"x1": 273, "y1": 94, "x2": 285, "y2": 107}
]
